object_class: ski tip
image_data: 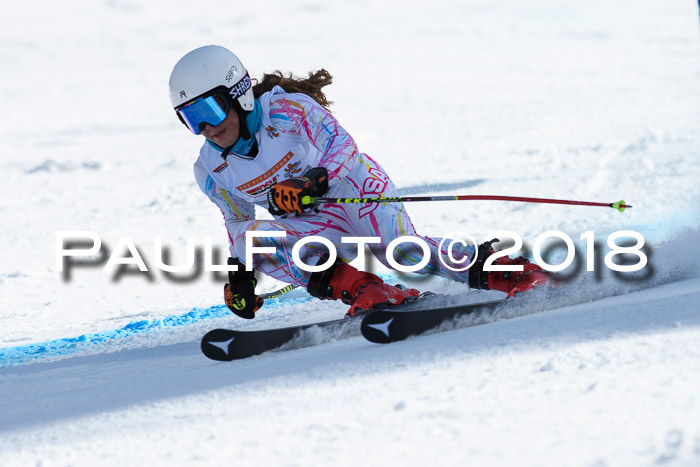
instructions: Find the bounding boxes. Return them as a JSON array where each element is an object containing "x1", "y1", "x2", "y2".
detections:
[
  {"x1": 360, "y1": 312, "x2": 397, "y2": 344},
  {"x1": 201, "y1": 329, "x2": 239, "y2": 362}
]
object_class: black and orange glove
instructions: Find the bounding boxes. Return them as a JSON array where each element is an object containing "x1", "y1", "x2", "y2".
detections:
[
  {"x1": 224, "y1": 257, "x2": 264, "y2": 319},
  {"x1": 267, "y1": 167, "x2": 328, "y2": 216}
]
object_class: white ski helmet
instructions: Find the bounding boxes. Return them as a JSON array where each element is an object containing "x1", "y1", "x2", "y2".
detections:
[{"x1": 169, "y1": 45, "x2": 254, "y2": 112}]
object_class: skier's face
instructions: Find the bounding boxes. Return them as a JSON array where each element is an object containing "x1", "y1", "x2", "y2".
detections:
[{"x1": 201, "y1": 109, "x2": 240, "y2": 148}]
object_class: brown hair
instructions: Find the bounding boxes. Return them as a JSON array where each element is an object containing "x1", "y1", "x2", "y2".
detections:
[{"x1": 252, "y1": 69, "x2": 333, "y2": 112}]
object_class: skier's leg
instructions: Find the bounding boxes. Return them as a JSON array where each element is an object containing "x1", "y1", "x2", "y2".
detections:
[
  {"x1": 329, "y1": 154, "x2": 474, "y2": 283},
  {"x1": 230, "y1": 216, "x2": 420, "y2": 315},
  {"x1": 230, "y1": 217, "x2": 350, "y2": 288},
  {"x1": 335, "y1": 154, "x2": 550, "y2": 296}
]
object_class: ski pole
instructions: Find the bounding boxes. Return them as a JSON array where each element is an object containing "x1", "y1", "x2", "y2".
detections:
[
  {"x1": 302, "y1": 195, "x2": 632, "y2": 212},
  {"x1": 260, "y1": 284, "x2": 297, "y2": 300}
]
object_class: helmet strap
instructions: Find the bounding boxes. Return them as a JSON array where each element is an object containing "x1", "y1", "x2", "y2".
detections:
[{"x1": 231, "y1": 99, "x2": 252, "y2": 140}]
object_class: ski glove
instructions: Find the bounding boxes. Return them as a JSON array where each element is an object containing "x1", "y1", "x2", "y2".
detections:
[
  {"x1": 267, "y1": 167, "x2": 329, "y2": 216},
  {"x1": 224, "y1": 257, "x2": 264, "y2": 319}
]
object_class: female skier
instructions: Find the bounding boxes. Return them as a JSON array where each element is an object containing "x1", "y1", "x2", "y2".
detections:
[{"x1": 168, "y1": 45, "x2": 548, "y2": 319}]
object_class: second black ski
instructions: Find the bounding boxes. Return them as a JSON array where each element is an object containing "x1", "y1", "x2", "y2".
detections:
[{"x1": 360, "y1": 298, "x2": 509, "y2": 344}]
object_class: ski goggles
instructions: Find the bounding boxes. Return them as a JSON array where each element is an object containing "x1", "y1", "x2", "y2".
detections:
[
  {"x1": 176, "y1": 73, "x2": 253, "y2": 135},
  {"x1": 176, "y1": 89, "x2": 231, "y2": 135}
]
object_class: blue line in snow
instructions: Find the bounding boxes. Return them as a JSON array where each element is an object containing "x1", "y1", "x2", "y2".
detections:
[
  {"x1": 0, "y1": 293, "x2": 312, "y2": 369},
  {"x1": 0, "y1": 272, "x2": 428, "y2": 368},
  {"x1": 0, "y1": 271, "x2": 411, "y2": 369}
]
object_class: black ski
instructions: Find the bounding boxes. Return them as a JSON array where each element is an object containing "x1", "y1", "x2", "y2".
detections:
[
  {"x1": 360, "y1": 298, "x2": 509, "y2": 344},
  {"x1": 359, "y1": 284, "x2": 601, "y2": 344},
  {"x1": 201, "y1": 315, "x2": 360, "y2": 361},
  {"x1": 201, "y1": 292, "x2": 438, "y2": 361}
]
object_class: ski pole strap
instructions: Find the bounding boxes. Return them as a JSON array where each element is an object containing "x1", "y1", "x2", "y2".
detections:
[{"x1": 301, "y1": 195, "x2": 632, "y2": 212}]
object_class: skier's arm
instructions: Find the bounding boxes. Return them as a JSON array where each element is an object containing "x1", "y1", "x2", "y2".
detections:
[
  {"x1": 193, "y1": 163, "x2": 254, "y2": 256},
  {"x1": 269, "y1": 93, "x2": 358, "y2": 184}
]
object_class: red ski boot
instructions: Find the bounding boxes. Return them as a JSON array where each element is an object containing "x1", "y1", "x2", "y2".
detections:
[
  {"x1": 469, "y1": 239, "x2": 550, "y2": 297},
  {"x1": 307, "y1": 260, "x2": 420, "y2": 317}
]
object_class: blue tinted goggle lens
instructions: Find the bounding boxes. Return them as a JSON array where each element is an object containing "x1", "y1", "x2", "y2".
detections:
[{"x1": 177, "y1": 95, "x2": 227, "y2": 135}]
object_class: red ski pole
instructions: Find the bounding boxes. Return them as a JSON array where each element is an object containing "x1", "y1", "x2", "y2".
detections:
[{"x1": 302, "y1": 195, "x2": 632, "y2": 212}]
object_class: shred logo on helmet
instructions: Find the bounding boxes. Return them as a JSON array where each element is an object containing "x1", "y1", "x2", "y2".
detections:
[
  {"x1": 229, "y1": 73, "x2": 252, "y2": 100},
  {"x1": 225, "y1": 65, "x2": 238, "y2": 83}
]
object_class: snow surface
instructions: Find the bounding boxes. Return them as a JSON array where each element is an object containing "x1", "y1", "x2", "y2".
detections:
[{"x1": 2, "y1": 0, "x2": 700, "y2": 465}]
